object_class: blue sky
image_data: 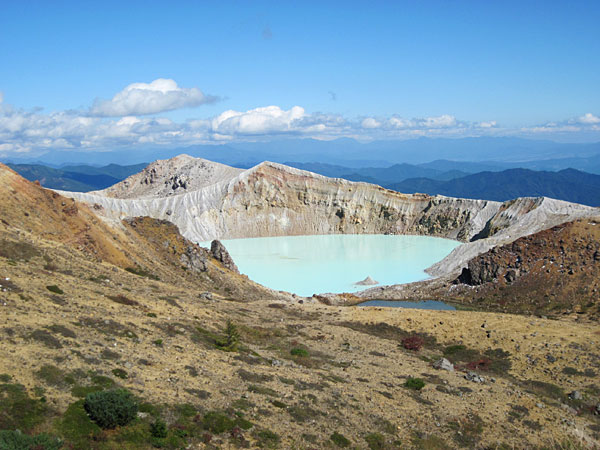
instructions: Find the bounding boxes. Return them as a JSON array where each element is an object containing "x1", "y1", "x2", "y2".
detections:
[{"x1": 1, "y1": 0, "x2": 599, "y2": 156}]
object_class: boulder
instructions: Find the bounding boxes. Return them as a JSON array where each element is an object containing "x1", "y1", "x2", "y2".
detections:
[
  {"x1": 354, "y1": 276, "x2": 379, "y2": 286},
  {"x1": 211, "y1": 240, "x2": 239, "y2": 273},
  {"x1": 465, "y1": 371, "x2": 485, "y2": 383},
  {"x1": 433, "y1": 358, "x2": 454, "y2": 372},
  {"x1": 180, "y1": 246, "x2": 207, "y2": 272}
]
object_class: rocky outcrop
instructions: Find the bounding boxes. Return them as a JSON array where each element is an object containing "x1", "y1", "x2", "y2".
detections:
[
  {"x1": 98, "y1": 154, "x2": 243, "y2": 199},
  {"x1": 55, "y1": 156, "x2": 600, "y2": 278},
  {"x1": 211, "y1": 240, "x2": 239, "y2": 273},
  {"x1": 354, "y1": 276, "x2": 379, "y2": 286},
  {"x1": 180, "y1": 246, "x2": 208, "y2": 273}
]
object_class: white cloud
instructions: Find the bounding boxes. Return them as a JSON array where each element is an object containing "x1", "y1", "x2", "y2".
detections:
[
  {"x1": 89, "y1": 78, "x2": 219, "y2": 117},
  {"x1": 211, "y1": 106, "x2": 306, "y2": 135},
  {"x1": 577, "y1": 113, "x2": 600, "y2": 125},
  {"x1": 423, "y1": 114, "x2": 456, "y2": 128},
  {"x1": 1, "y1": 91, "x2": 599, "y2": 157},
  {"x1": 361, "y1": 118, "x2": 381, "y2": 129}
]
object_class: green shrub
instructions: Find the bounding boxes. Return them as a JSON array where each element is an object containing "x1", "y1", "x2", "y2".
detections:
[
  {"x1": 0, "y1": 430, "x2": 62, "y2": 450},
  {"x1": 84, "y1": 389, "x2": 138, "y2": 429},
  {"x1": 202, "y1": 411, "x2": 235, "y2": 434},
  {"x1": 150, "y1": 419, "x2": 168, "y2": 438},
  {"x1": 290, "y1": 347, "x2": 309, "y2": 357},
  {"x1": 330, "y1": 432, "x2": 351, "y2": 447},
  {"x1": 404, "y1": 377, "x2": 426, "y2": 391},
  {"x1": 255, "y1": 429, "x2": 280, "y2": 448},
  {"x1": 46, "y1": 285, "x2": 64, "y2": 294},
  {"x1": 216, "y1": 320, "x2": 240, "y2": 351},
  {"x1": 365, "y1": 432, "x2": 386, "y2": 449},
  {"x1": 112, "y1": 368, "x2": 128, "y2": 379},
  {"x1": 0, "y1": 383, "x2": 48, "y2": 431},
  {"x1": 153, "y1": 339, "x2": 163, "y2": 346}
]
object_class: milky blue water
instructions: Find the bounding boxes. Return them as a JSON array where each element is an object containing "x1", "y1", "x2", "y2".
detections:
[
  {"x1": 358, "y1": 300, "x2": 456, "y2": 310},
  {"x1": 203, "y1": 234, "x2": 460, "y2": 297}
]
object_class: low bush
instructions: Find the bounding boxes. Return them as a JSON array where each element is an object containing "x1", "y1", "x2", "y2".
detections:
[
  {"x1": 150, "y1": 419, "x2": 168, "y2": 438},
  {"x1": 111, "y1": 368, "x2": 128, "y2": 379},
  {"x1": 402, "y1": 335, "x2": 425, "y2": 351},
  {"x1": 331, "y1": 432, "x2": 351, "y2": 447},
  {"x1": 216, "y1": 320, "x2": 240, "y2": 351},
  {"x1": 0, "y1": 430, "x2": 62, "y2": 450},
  {"x1": 290, "y1": 347, "x2": 309, "y2": 357},
  {"x1": 46, "y1": 285, "x2": 64, "y2": 295},
  {"x1": 404, "y1": 377, "x2": 426, "y2": 391},
  {"x1": 365, "y1": 432, "x2": 386, "y2": 450},
  {"x1": 202, "y1": 411, "x2": 235, "y2": 434},
  {"x1": 84, "y1": 389, "x2": 138, "y2": 429}
]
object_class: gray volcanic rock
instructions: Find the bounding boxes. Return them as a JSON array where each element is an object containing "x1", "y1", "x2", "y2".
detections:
[
  {"x1": 211, "y1": 240, "x2": 239, "y2": 273},
  {"x1": 97, "y1": 154, "x2": 243, "y2": 199},
  {"x1": 180, "y1": 246, "x2": 208, "y2": 273},
  {"x1": 433, "y1": 358, "x2": 454, "y2": 372},
  {"x1": 354, "y1": 276, "x2": 379, "y2": 286}
]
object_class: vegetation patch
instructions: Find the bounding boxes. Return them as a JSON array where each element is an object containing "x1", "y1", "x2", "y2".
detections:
[
  {"x1": 248, "y1": 384, "x2": 278, "y2": 397},
  {"x1": 338, "y1": 321, "x2": 436, "y2": 349},
  {"x1": 112, "y1": 368, "x2": 128, "y2": 379},
  {"x1": 0, "y1": 383, "x2": 50, "y2": 431},
  {"x1": 201, "y1": 411, "x2": 235, "y2": 434},
  {"x1": 238, "y1": 368, "x2": 274, "y2": 383},
  {"x1": 290, "y1": 347, "x2": 309, "y2": 357},
  {"x1": 58, "y1": 399, "x2": 104, "y2": 447},
  {"x1": 0, "y1": 239, "x2": 41, "y2": 261},
  {"x1": 402, "y1": 335, "x2": 425, "y2": 351},
  {"x1": 0, "y1": 430, "x2": 62, "y2": 450},
  {"x1": 35, "y1": 364, "x2": 69, "y2": 387},
  {"x1": 125, "y1": 266, "x2": 159, "y2": 280},
  {"x1": 287, "y1": 403, "x2": 321, "y2": 423},
  {"x1": 404, "y1": 377, "x2": 426, "y2": 391},
  {"x1": 330, "y1": 431, "x2": 351, "y2": 447},
  {"x1": 46, "y1": 285, "x2": 64, "y2": 295},
  {"x1": 365, "y1": 432, "x2": 386, "y2": 450},
  {"x1": 447, "y1": 414, "x2": 484, "y2": 448},
  {"x1": 46, "y1": 324, "x2": 76, "y2": 339},
  {"x1": 106, "y1": 294, "x2": 139, "y2": 306},
  {"x1": 101, "y1": 348, "x2": 121, "y2": 360},
  {"x1": 84, "y1": 389, "x2": 138, "y2": 429},
  {"x1": 254, "y1": 429, "x2": 280, "y2": 448}
]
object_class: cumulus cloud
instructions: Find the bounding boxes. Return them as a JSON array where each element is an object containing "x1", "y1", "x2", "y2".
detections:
[
  {"x1": 577, "y1": 113, "x2": 600, "y2": 125},
  {"x1": 1, "y1": 91, "x2": 599, "y2": 158},
  {"x1": 210, "y1": 106, "x2": 306, "y2": 135},
  {"x1": 520, "y1": 112, "x2": 600, "y2": 136},
  {"x1": 88, "y1": 78, "x2": 219, "y2": 117}
]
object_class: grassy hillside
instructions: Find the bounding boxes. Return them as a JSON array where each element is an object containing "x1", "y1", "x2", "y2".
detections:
[{"x1": 0, "y1": 163, "x2": 598, "y2": 449}]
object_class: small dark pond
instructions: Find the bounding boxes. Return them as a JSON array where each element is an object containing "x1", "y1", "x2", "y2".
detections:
[{"x1": 357, "y1": 300, "x2": 456, "y2": 310}]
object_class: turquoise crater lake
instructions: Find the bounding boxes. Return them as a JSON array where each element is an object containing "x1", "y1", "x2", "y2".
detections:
[{"x1": 204, "y1": 234, "x2": 461, "y2": 297}]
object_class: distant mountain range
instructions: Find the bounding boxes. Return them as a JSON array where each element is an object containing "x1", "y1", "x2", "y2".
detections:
[
  {"x1": 388, "y1": 168, "x2": 600, "y2": 207},
  {"x1": 6, "y1": 159, "x2": 600, "y2": 206},
  {"x1": 6, "y1": 163, "x2": 147, "y2": 192},
  {"x1": 3, "y1": 137, "x2": 600, "y2": 169}
]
